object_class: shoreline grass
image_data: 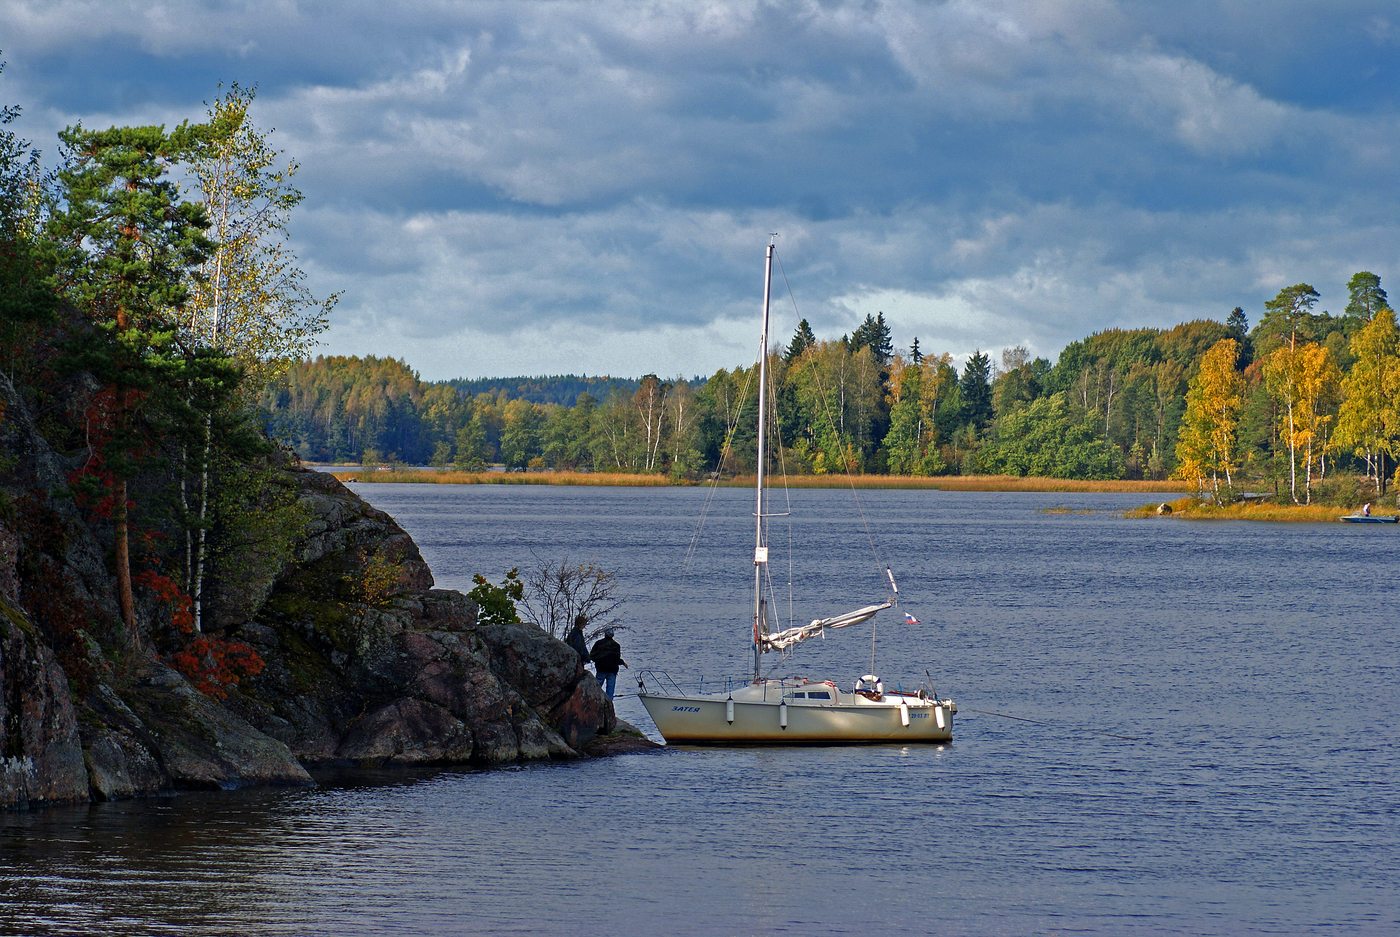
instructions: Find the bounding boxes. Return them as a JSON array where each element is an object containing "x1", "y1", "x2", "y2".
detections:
[
  {"x1": 718, "y1": 474, "x2": 1188, "y2": 491},
  {"x1": 1126, "y1": 495, "x2": 1397, "y2": 522},
  {"x1": 330, "y1": 469, "x2": 674, "y2": 486},
  {"x1": 327, "y1": 468, "x2": 1190, "y2": 493}
]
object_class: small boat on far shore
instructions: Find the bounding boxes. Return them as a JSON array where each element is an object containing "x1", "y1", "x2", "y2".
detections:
[{"x1": 1340, "y1": 514, "x2": 1398, "y2": 523}]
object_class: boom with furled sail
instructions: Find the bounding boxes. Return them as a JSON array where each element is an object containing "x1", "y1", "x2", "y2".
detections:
[{"x1": 759, "y1": 602, "x2": 892, "y2": 653}]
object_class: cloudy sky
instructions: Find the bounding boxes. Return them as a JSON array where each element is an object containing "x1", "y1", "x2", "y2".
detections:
[{"x1": 2, "y1": 1, "x2": 1397, "y2": 380}]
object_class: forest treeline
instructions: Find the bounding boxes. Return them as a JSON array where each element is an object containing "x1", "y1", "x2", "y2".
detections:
[
  {"x1": 260, "y1": 274, "x2": 1400, "y2": 503},
  {"x1": 446, "y1": 375, "x2": 643, "y2": 408}
]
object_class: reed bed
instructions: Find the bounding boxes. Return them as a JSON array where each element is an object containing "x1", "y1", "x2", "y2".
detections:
[
  {"x1": 330, "y1": 469, "x2": 673, "y2": 486},
  {"x1": 1125, "y1": 496, "x2": 1395, "y2": 522},
  {"x1": 720, "y1": 474, "x2": 1190, "y2": 492},
  {"x1": 327, "y1": 468, "x2": 1190, "y2": 492}
]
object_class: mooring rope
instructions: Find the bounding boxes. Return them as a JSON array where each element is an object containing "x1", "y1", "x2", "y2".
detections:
[{"x1": 958, "y1": 706, "x2": 1143, "y2": 741}]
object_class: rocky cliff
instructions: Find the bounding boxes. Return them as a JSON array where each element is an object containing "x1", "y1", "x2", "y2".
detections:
[{"x1": 0, "y1": 372, "x2": 649, "y2": 811}]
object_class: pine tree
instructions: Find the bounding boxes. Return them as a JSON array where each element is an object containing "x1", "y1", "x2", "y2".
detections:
[
  {"x1": 910, "y1": 337, "x2": 922, "y2": 364},
  {"x1": 49, "y1": 122, "x2": 214, "y2": 645},
  {"x1": 1255, "y1": 283, "x2": 1321, "y2": 357},
  {"x1": 1344, "y1": 271, "x2": 1389, "y2": 324}
]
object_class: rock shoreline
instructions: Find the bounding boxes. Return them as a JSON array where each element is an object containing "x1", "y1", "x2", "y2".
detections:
[{"x1": 0, "y1": 372, "x2": 656, "y2": 812}]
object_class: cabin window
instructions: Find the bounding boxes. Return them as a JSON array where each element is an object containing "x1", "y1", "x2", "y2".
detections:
[
  {"x1": 792, "y1": 693, "x2": 807, "y2": 699},
  {"x1": 807, "y1": 691, "x2": 831, "y2": 700}
]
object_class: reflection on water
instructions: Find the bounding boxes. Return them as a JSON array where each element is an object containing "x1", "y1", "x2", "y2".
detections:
[{"x1": 3, "y1": 487, "x2": 1397, "y2": 935}]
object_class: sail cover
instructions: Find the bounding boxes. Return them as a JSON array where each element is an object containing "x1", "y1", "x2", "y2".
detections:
[{"x1": 759, "y1": 602, "x2": 892, "y2": 653}]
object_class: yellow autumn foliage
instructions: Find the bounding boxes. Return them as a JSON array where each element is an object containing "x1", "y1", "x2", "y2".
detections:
[{"x1": 1174, "y1": 339, "x2": 1244, "y2": 498}]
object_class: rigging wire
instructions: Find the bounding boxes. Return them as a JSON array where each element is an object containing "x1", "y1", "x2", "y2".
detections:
[
  {"x1": 682, "y1": 360, "x2": 757, "y2": 573},
  {"x1": 763, "y1": 330, "x2": 798, "y2": 630},
  {"x1": 773, "y1": 249, "x2": 890, "y2": 604}
]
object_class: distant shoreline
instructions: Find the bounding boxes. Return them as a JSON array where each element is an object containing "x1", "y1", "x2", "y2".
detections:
[
  {"x1": 1127, "y1": 496, "x2": 1396, "y2": 522},
  {"x1": 322, "y1": 467, "x2": 1191, "y2": 493}
]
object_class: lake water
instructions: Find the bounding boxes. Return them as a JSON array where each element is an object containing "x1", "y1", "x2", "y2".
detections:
[{"x1": 3, "y1": 484, "x2": 1397, "y2": 936}]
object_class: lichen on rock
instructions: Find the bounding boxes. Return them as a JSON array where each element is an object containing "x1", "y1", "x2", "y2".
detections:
[{"x1": 226, "y1": 474, "x2": 622, "y2": 768}]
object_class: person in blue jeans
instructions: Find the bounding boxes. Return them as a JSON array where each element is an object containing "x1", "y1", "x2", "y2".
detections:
[{"x1": 588, "y1": 629, "x2": 627, "y2": 699}]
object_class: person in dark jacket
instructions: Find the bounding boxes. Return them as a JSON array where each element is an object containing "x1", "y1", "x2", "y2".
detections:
[
  {"x1": 565, "y1": 615, "x2": 590, "y2": 666},
  {"x1": 589, "y1": 629, "x2": 627, "y2": 699}
]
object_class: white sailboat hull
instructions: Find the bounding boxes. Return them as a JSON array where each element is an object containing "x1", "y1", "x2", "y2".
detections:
[
  {"x1": 634, "y1": 243, "x2": 956, "y2": 748},
  {"x1": 639, "y1": 690, "x2": 954, "y2": 744}
]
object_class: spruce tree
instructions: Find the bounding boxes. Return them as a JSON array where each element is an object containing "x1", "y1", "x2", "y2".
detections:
[
  {"x1": 959, "y1": 350, "x2": 993, "y2": 431},
  {"x1": 850, "y1": 312, "x2": 894, "y2": 365},
  {"x1": 1226, "y1": 306, "x2": 1252, "y2": 368},
  {"x1": 785, "y1": 319, "x2": 816, "y2": 362}
]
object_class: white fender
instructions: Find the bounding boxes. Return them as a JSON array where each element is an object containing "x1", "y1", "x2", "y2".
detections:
[
  {"x1": 725, "y1": 699, "x2": 734, "y2": 724},
  {"x1": 934, "y1": 705, "x2": 946, "y2": 730},
  {"x1": 899, "y1": 701, "x2": 910, "y2": 727},
  {"x1": 779, "y1": 702, "x2": 788, "y2": 729}
]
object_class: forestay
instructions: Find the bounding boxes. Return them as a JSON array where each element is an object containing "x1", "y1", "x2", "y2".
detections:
[{"x1": 759, "y1": 602, "x2": 892, "y2": 652}]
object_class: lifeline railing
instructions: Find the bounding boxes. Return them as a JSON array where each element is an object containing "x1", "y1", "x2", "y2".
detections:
[
  {"x1": 636, "y1": 670, "x2": 938, "y2": 700},
  {"x1": 636, "y1": 670, "x2": 786, "y2": 698}
]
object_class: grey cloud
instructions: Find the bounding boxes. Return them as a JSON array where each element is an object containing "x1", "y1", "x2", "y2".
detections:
[{"x1": 2, "y1": 0, "x2": 1397, "y2": 378}]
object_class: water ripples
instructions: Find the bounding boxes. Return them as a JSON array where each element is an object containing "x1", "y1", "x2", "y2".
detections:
[{"x1": 3, "y1": 487, "x2": 1398, "y2": 935}]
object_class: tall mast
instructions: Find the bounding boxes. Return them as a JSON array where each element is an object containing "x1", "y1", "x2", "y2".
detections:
[{"x1": 753, "y1": 239, "x2": 774, "y2": 683}]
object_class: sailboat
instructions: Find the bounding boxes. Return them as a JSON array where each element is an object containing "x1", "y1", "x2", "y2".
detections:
[{"x1": 637, "y1": 241, "x2": 956, "y2": 744}]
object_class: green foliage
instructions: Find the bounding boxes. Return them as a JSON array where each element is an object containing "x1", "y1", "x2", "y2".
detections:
[
  {"x1": 785, "y1": 319, "x2": 816, "y2": 362},
  {"x1": 468, "y1": 569, "x2": 523, "y2": 626},
  {"x1": 446, "y1": 374, "x2": 640, "y2": 406},
  {"x1": 50, "y1": 124, "x2": 212, "y2": 335},
  {"x1": 959, "y1": 351, "x2": 993, "y2": 431},
  {"x1": 500, "y1": 398, "x2": 544, "y2": 469},
  {"x1": 455, "y1": 413, "x2": 488, "y2": 469},
  {"x1": 185, "y1": 83, "x2": 336, "y2": 392},
  {"x1": 0, "y1": 78, "x2": 56, "y2": 371},
  {"x1": 981, "y1": 392, "x2": 1124, "y2": 479},
  {"x1": 849, "y1": 313, "x2": 893, "y2": 365},
  {"x1": 1226, "y1": 307, "x2": 1253, "y2": 369},
  {"x1": 1345, "y1": 272, "x2": 1389, "y2": 322},
  {"x1": 884, "y1": 363, "x2": 946, "y2": 475},
  {"x1": 204, "y1": 450, "x2": 311, "y2": 620},
  {"x1": 1252, "y1": 283, "x2": 1332, "y2": 358},
  {"x1": 257, "y1": 273, "x2": 1400, "y2": 491},
  {"x1": 355, "y1": 551, "x2": 403, "y2": 607},
  {"x1": 263, "y1": 355, "x2": 442, "y2": 463}
]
